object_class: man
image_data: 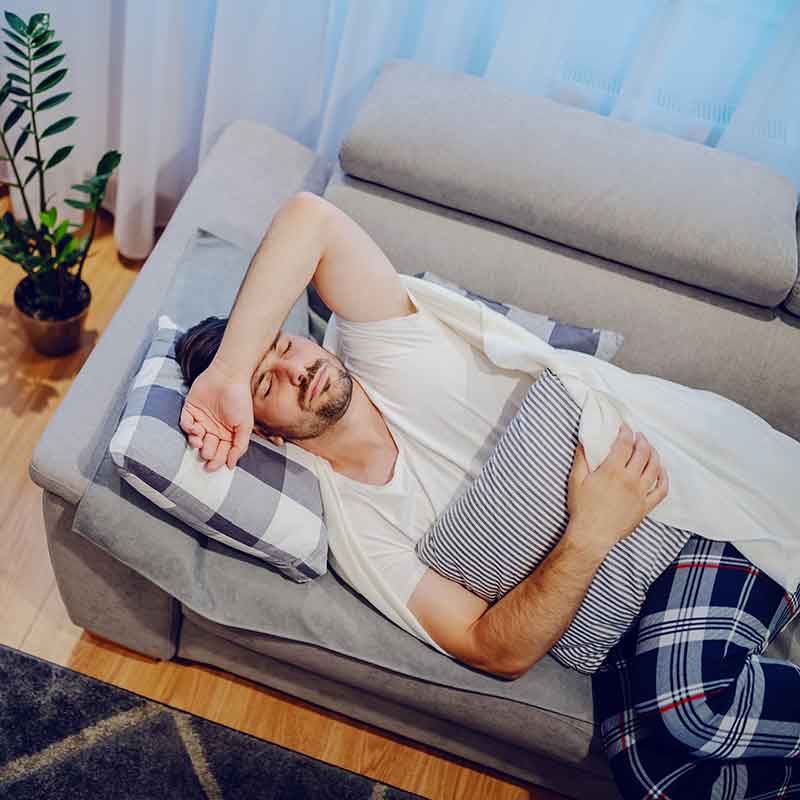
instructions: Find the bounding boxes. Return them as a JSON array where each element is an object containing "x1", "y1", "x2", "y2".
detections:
[{"x1": 177, "y1": 192, "x2": 800, "y2": 799}]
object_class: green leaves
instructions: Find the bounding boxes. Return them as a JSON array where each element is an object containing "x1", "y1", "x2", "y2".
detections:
[
  {"x1": 64, "y1": 198, "x2": 90, "y2": 210},
  {"x1": 23, "y1": 164, "x2": 36, "y2": 187},
  {"x1": 3, "y1": 103, "x2": 23, "y2": 133},
  {"x1": 97, "y1": 151, "x2": 121, "y2": 176},
  {"x1": 40, "y1": 206, "x2": 56, "y2": 230},
  {"x1": 4, "y1": 11, "x2": 27, "y2": 36},
  {"x1": 41, "y1": 115, "x2": 75, "y2": 138},
  {"x1": 13, "y1": 126, "x2": 29, "y2": 156},
  {"x1": 1, "y1": 27, "x2": 25, "y2": 46},
  {"x1": 45, "y1": 144, "x2": 72, "y2": 171},
  {"x1": 65, "y1": 150, "x2": 122, "y2": 211},
  {"x1": 4, "y1": 41, "x2": 26, "y2": 60},
  {"x1": 34, "y1": 68, "x2": 66, "y2": 94},
  {"x1": 33, "y1": 53, "x2": 64, "y2": 74},
  {"x1": 33, "y1": 40, "x2": 61, "y2": 61},
  {"x1": 27, "y1": 13, "x2": 50, "y2": 36},
  {"x1": 36, "y1": 91, "x2": 70, "y2": 112},
  {"x1": 0, "y1": 11, "x2": 120, "y2": 299}
]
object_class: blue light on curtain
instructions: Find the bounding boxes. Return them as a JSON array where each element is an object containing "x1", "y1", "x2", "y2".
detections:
[{"x1": 197, "y1": 0, "x2": 800, "y2": 197}]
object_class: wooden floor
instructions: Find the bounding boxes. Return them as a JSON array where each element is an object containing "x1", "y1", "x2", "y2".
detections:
[{"x1": 0, "y1": 191, "x2": 564, "y2": 800}]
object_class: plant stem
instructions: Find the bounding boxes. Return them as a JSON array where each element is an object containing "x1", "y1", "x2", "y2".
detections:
[
  {"x1": 25, "y1": 35, "x2": 59, "y2": 309},
  {"x1": 26, "y1": 39, "x2": 46, "y2": 217},
  {"x1": 76, "y1": 207, "x2": 96, "y2": 285},
  {"x1": 0, "y1": 126, "x2": 35, "y2": 226}
]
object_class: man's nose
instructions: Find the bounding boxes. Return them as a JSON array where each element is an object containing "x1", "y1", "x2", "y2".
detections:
[{"x1": 283, "y1": 357, "x2": 314, "y2": 387}]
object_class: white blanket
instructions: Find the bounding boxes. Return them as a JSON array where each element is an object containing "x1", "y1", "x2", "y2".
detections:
[{"x1": 311, "y1": 275, "x2": 800, "y2": 656}]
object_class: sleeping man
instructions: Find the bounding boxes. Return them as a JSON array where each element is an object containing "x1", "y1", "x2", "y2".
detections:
[{"x1": 176, "y1": 192, "x2": 800, "y2": 800}]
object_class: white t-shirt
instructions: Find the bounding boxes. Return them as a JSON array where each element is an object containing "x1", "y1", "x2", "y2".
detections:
[{"x1": 329, "y1": 287, "x2": 534, "y2": 606}]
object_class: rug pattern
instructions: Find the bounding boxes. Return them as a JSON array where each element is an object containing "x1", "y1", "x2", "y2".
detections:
[{"x1": 0, "y1": 643, "x2": 425, "y2": 799}]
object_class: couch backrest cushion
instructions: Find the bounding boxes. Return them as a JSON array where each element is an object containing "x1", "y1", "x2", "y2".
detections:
[
  {"x1": 783, "y1": 220, "x2": 800, "y2": 317},
  {"x1": 340, "y1": 59, "x2": 798, "y2": 309},
  {"x1": 322, "y1": 170, "x2": 800, "y2": 441}
]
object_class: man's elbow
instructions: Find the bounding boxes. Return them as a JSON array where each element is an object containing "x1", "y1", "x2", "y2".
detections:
[
  {"x1": 281, "y1": 191, "x2": 330, "y2": 222},
  {"x1": 496, "y1": 665, "x2": 525, "y2": 681}
]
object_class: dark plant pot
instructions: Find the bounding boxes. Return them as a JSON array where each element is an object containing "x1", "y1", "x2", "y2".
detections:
[{"x1": 13, "y1": 275, "x2": 91, "y2": 356}]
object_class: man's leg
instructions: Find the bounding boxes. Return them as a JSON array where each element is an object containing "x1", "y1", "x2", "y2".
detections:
[
  {"x1": 593, "y1": 534, "x2": 800, "y2": 799},
  {"x1": 630, "y1": 536, "x2": 800, "y2": 760},
  {"x1": 594, "y1": 638, "x2": 800, "y2": 799}
]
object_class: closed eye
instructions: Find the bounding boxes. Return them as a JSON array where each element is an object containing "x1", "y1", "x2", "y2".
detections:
[{"x1": 263, "y1": 340, "x2": 291, "y2": 397}]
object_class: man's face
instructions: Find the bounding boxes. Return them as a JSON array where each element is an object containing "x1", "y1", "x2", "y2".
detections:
[{"x1": 250, "y1": 330, "x2": 353, "y2": 445}]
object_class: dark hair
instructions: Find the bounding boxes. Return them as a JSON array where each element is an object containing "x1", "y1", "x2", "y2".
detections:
[{"x1": 175, "y1": 315, "x2": 229, "y2": 386}]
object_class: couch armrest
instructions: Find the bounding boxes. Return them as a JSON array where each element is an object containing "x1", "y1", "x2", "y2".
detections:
[{"x1": 29, "y1": 120, "x2": 333, "y2": 506}]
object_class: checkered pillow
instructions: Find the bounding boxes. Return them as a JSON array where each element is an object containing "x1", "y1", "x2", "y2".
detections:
[
  {"x1": 413, "y1": 272, "x2": 624, "y2": 360},
  {"x1": 108, "y1": 314, "x2": 328, "y2": 582}
]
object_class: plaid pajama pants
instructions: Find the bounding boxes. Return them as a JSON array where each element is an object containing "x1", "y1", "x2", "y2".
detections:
[{"x1": 592, "y1": 535, "x2": 800, "y2": 799}]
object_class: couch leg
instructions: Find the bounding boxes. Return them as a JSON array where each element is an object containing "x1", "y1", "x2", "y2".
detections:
[{"x1": 42, "y1": 490, "x2": 180, "y2": 661}]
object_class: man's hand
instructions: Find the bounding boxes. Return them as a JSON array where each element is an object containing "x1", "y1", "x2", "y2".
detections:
[
  {"x1": 179, "y1": 361, "x2": 254, "y2": 472},
  {"x1": 567, "y1": 422, "x2": 669, "y2": 549}
]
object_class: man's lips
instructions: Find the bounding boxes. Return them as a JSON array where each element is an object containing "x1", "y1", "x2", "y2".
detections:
[{"x1": 307, "y1": 366, "x2": 327, "y2": 405}]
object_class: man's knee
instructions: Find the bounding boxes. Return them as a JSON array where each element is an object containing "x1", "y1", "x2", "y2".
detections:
[
  {"x1": 657, "y1": 697, "x2": 725, "y2": 754},
  {"x1": 631, "y1": 663, "x2": 731, "y2": 754}
]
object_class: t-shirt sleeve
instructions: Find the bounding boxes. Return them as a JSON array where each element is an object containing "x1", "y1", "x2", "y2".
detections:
[
  {"x1": 333, "y1": 289, "x2": 445, "y2": 386},
  {"x1": 368, "y1": 542, "x2": 430, "y2": 609},
  {"x1": 400, "y1": 553, "x2": 429, "y2": 608}
]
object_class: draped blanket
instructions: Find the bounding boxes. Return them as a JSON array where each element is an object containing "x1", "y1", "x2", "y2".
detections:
[{"x1": 312, "y1": 275, "x2": 800, "y2": 657}]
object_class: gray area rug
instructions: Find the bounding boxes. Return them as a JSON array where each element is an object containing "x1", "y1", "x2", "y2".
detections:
[{"x1": 0, "y1": 643, "x2": 426, "y2": 799}]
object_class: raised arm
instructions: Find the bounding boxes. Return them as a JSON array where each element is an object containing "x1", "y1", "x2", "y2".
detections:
[
  {"x1": 180, "y1": 191, "x2": 413, "y2": 470},
  {"x1": 211, "y1": 192, "x2": 328, "y2": 383}
]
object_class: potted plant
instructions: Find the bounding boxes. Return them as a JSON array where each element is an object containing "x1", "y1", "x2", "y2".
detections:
[{"x1": 0, "y1": 10, "x2": 121, "y2": 356}]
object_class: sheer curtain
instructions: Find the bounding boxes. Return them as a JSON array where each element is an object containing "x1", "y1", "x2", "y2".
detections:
[{"x1": 1, "y1": 0, "x2": 798, "y2": 260}]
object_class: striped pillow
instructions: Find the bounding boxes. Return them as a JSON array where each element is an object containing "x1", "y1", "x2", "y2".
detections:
[
  {"x1": 109, "y1": 314, "x2": 329, "y2": 583},
  {"x1": 413, "y1": 272, "x2": 624, "y2": 360},
  {"x1": 414, "y1": 368, "x2": 692, "y2": 674}
]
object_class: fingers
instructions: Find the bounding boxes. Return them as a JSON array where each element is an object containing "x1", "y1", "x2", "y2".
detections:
[
  {"x1": 605, "y1": 422, "x2": 635, "y2": 470},
  {"x1": 627, "y1": 431, "x2": 653, "y2": 476},
  {"x1": 179, "y1": 406, "x2": 193, "y2": 435},
  {"x1": 640, "y1": 443, "x2": 660, "y2": 488},
  {"x1": 200, "y1": 433, "x2": 220, "y2": 462},
  {"x1": 180, "y1": 406, "x2": 206, "y2": 444},
  {"x1": 206, "y1": 439, "x2": 232, "y2": 472},
  {"x1": 569, "y1": 441, "x2": 589, "y2": 484},
  {"x1": 228, "y1": 422, "x2": 252, "y2": 471},
  {"x1": 645, "y1": 467, "x2": 670, "y2": 511},
  {"x1": 227, "y1": 444, "x2": 242, "y2": 471}
]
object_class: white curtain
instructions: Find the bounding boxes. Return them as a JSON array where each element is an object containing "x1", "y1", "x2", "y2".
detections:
[{"x1": 1, "y1": 0, "x2": 798, "y2": 260}]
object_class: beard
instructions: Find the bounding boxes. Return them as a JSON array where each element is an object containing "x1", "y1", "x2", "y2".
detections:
[{"x1": 266, "y1": 362, "x2": 354, "y2": 441}]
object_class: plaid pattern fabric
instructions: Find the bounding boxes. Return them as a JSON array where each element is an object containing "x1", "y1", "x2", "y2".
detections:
[
  {"x1": 594, "y1": 535, "x2": 800, "y2": 799},
  {"x1": 109, "y1": 314, "x2": 329, "y2": 583}
]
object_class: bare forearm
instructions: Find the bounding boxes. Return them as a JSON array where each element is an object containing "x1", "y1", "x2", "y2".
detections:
[
  {"x1": 212, "y1": 193, "x2": 327, "y2": 382},
  {"x1": 472, "y1": 520, "x2": 611, "y2": 678}
]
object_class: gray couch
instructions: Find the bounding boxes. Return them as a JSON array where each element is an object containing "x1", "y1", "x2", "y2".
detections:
[{"x1": 29, "y1": 59, "x2": 800, "y2": 800}]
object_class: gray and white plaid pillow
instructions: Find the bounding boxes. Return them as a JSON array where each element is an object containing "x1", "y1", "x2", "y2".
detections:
[
  {"x1": 412, "y1": 272, "x2": 624, "y2": 360},
  {"x1": 108, "y1": 314, "x2": 328, "y2": 583}
]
